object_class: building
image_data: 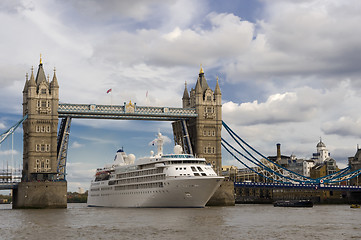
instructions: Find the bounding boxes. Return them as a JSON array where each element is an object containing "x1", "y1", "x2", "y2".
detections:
[
  {"x1": 22, "y1": 59, "x2": 59, "y2": 181},
  {"x1": 222, "y1": 165, "x2": 238, "y2": 181},
  {"x1": 348, "y1": 148, "x2": 361, "y2": 185},
  {"x1": 312, "y1": 139, "x2": 330, "y2": 164},
  {"x1": 310, "y1": 140, "x2": 339, "y2": 178},
  {"x1": 173, "y1": 66, "x2": 222, "y2": 174},
  {"x1": 303, "y1": 159, "x2": 315, "y2": 177}
]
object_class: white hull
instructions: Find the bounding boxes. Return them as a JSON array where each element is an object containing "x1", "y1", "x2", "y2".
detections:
[{"x1": 87, "y1": 177, "x2": 223, "y2": 208}]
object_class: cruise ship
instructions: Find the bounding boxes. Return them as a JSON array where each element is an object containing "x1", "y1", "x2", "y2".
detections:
[{"x1": 87, "y1": 133, "x2": 223, "y2": 208}]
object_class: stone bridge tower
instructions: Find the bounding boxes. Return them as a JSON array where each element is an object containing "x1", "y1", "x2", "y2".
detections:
[
  {"x1": 22, "y1": 59, "x2": 59, "y2": 181},
  {"x1": 173, "y1": 67, "x2": 222, "y2": 174},
  {"x1": 13, "y1": 58, "x2": 67, "y2": 208}
]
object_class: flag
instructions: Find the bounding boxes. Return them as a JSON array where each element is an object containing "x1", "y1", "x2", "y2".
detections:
[{"x1": 107, "y1": 89, "x2": 112, "y2": 94}]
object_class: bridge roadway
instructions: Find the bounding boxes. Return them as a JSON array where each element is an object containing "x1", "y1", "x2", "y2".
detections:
[
  {"x1": 58, "y1": 103, "x2": 197, "y2": 121},
  {"x1": 0, "y1": 182, "x2": 18, "y2": 190},
  {"x1": 0, "y1": 172, "x2": 21, "y2": 190},
  {"x1": 235, "y1": 182, "x2": 361, "y2": 191}
]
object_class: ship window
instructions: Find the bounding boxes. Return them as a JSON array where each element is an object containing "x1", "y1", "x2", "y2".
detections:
[
  {"x1": 201, "y1": 173, "x2": 207, "y2": 176},
  {"x1": 197, "y1": 167, "x2": 203, "y2": 172},
  {"x1": 191, "y1": 166, "x2": 196, "y2": 172},
  {"x1": 194, "y1": 173, "x2": 200, "y2": 176}
]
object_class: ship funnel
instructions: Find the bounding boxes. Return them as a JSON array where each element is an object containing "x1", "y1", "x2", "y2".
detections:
[{"x1": 114, "y1": 149, "x2": 125, "y2": 165}]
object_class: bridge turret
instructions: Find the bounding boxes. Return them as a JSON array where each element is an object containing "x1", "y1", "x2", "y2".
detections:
[
  {"x1": 27, "y1": 67, "x2": 36, "y2": 97},
  {"x1": 50, "y1": 68, "x2": 59, "y2": 117},
  {"x1": 214, "y1": 76, "x2": 221, "y2": 105},
  {"x1": 182, "y1": 81, "x2": 190, "y2": 108}
]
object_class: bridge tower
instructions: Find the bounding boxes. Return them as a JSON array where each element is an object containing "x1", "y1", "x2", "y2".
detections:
[
  {"x1": 173, "y1": 67, "x2": 222, "y2": 174},
  {"x1": 13, "y1": 58, "x2": 67, "y2": 208}
]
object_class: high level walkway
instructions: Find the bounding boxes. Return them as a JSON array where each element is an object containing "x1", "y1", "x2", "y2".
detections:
[{"x1": 58, "y1": 103, "x2": 197, "y2": 121}]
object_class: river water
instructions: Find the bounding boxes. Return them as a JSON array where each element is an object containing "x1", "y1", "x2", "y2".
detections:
[{"x1": 1, "y1": 203, "x2": 360, "y2": 240}]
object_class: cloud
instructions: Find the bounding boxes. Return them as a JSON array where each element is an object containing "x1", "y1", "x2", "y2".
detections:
[
  {"x1": 223, "y1": 87, "x2": 319, "y2": 125},
  {"x1": 322, "y1": 117, "x2": 361, "y2": 137},
  {"x1": 0, "y1": 149, "x2": 19, "y2": 156},
  {"x1": 226, "y1": 0, "x2": 361, "y2": 88},
  {"x1": 66, "y1": 162, "x2": 96, "y2": 191},
  {"x1": 92, "y1": 12, "x2": 254, "y2": 67},
  {"x1": 70, "y1": 141, "x2": 84, "y2": 149},
  {"x1": 0, "y1": 122, "x2": 6, "y2": 130}
]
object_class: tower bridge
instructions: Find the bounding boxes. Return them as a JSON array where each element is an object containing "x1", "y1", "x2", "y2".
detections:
[
  {"x1": 5, "y1": 59, "x2": 222, "y2": 208},
  {"x1": 2, "y1": 58, "x2": 361, "y2": 208}
]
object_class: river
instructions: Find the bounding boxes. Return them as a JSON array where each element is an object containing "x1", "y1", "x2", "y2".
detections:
[{"x1": 0, "y1": 203, "x2": 360, "y2": 239}]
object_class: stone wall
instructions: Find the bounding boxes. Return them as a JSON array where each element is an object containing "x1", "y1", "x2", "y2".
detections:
[
  {"x1": 13, "y1": 181, "x2": 67, "y2": 209},
  {"x1": 207, "y1": 181, "x2": 235, "y2": 206}
]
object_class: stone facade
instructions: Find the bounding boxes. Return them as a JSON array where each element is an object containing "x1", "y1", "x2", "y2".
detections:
[
  {"x1": 173, "y1": 67, "x2": 222, "y2": 174},
  {"x1": 22, "y1": 61, "x2": 59, "y2": 181},
  {"x1": 348, "y1": 148, "x2": 361, "y2": 185},
  {"x1": 13, "y1": 181, "x2": 67, "y2": 209}
]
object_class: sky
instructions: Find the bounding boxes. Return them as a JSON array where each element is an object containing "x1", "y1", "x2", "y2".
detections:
[{"x1": 1, "y1": 0, "x2": 361, "y2": 192}]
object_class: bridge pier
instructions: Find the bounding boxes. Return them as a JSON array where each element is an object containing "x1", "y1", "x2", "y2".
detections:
[{"x1": 13, "y1": 181, "x2": 67, "y2": 208}]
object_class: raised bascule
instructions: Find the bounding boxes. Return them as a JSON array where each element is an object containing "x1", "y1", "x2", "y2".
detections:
[{"x1": 1, "y1": 58, "x2": 361, "y2": 208}]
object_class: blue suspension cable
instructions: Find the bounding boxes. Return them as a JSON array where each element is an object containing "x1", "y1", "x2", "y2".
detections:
[
  {"x1": 221, "y1": 142, "x2": 283, "y2": 183},
  {"x1": 222, "y1": 121, "x2": 311, "y2": 182},
  {"x1": 222, "y1": 121, "x2": 355, "y2": 184}
]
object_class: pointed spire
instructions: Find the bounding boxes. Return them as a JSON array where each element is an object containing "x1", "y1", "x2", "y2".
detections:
[
  {"x1": 28, "y1": 66, "x2": 36, "y2": 86},
  {"x1": 195, "y1": 77, "x2": 202, "y2": 94},
  {"x1": 214, "y1": 76, "x2": 221, "y2": 95},
  {"x1": 35, "y1": 61, "x2": 47, "y2": 85},
  {"x1": 50, "y1": 67, "x2": 59, "y2": 88},
  {"x1": 198, "y1": 66, "x2": 209, "y2": 90},
  {"x1": 40, "y1": 53, "x2": 42, "y2": 65},
  {"x1": 23, "y1": 73, "x2": 29, "y2": 92},
  {"x1": 182, "y1": 81, "x2": 190, "y2": 99},
  {"x1": 199, "y1": 64, "x2": 204, "y2": 74}
]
